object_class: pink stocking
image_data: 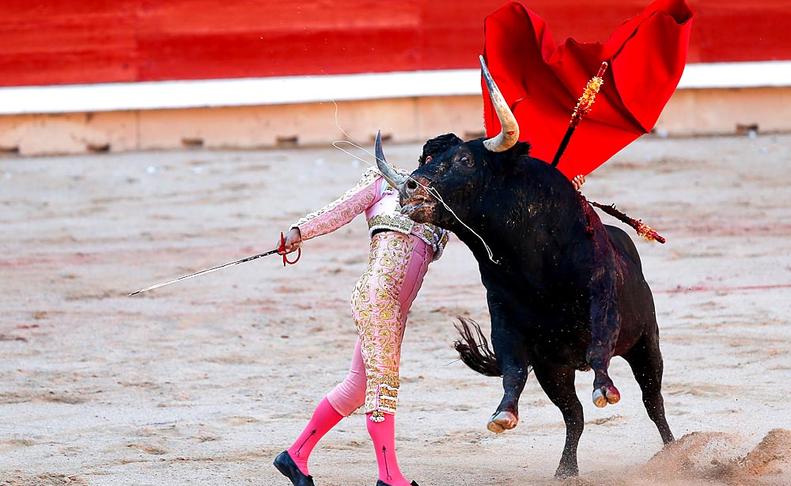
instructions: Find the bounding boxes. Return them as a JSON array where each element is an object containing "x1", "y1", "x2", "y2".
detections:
[
  {"x1": 326, "y1": 340, "x2": 367, "y2": 416},
  {"x1": 286, "y1": 397, "x2": 343, "y2": 475},
  {"x1": 366, "y1": 412, "x2": 410, "y2": 486}
]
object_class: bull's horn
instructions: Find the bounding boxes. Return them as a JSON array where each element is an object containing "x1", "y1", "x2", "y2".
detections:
[
  {"x1": 480, "y1": 55, "x2": 519, "y2": 152},
  {"x1": 375, "y1": 130, "x2": 407, "y2": 188}
]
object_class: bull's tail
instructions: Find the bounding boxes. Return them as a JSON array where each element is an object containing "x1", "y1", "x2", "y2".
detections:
[{"x1": 453, "y1": 317, "x2": 502, "y2": 377}]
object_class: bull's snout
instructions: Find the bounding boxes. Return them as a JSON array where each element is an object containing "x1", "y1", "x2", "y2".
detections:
[
  {"x1": 404, "y1": 177, "x2": 420, "y2": 197},
  {"x1": 400, "y1": 175, "x2": 431, "y2": 202},
  {"x1": 399, "y1": 175, "x2": 436, "y2": 224}
]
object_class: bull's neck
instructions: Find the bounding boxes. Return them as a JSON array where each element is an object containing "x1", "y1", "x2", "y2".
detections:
[
  {"x1": 452, "y1": 188, "x2": 526, "y2": 271},
  {"x1": 452, "y1": 174, "x2": 582, "y2": 275},
  {"x1": 455, "y1": 224, "x2": 511, "y2": 273}
]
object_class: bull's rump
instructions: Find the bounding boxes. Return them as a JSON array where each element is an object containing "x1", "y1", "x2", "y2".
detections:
[{"x1": 605, "y1": 224, "x2": 660, "y2": 354}]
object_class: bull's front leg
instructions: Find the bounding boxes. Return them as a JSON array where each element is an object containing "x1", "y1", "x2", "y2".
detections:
[
  {"x1": 586, "y1": 266, "x2": 622, "y2": 408},
  {"x1": 486, "y1": 295, "x2": 530, "y2": 433}
]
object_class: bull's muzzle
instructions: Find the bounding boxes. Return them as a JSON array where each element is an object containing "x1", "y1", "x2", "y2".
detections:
[
  {"x1": 403, "y1": 177, "x2": 420, "y2": 197},
  {"x1": 399, "y1": 175, "x2": 435, "y2": 223}
]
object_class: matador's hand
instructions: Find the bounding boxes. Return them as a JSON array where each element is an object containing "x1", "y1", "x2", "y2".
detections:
[
  {"x1": 572, "y1": 174, "x2": 586, "y2": 191},
  {"x1": 277, "y1": 227, "x2": 302, "y2": 254}
]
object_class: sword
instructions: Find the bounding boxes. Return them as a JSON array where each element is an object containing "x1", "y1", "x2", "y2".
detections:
[
  {"x1": 128, "y1": 248, "x2": 280, "y2": 296},
  {"x1": 129, "y1": 233, "x2": 301, "y2": 296}
]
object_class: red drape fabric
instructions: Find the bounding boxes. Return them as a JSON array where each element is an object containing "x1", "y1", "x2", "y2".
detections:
[{"x1": 482, "y1": 0, "x2": 693, "y2": 178}]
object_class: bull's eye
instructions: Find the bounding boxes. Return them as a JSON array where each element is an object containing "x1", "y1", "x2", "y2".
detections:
[
  {"x1": 425, "y1": 155, "x2": 433, "y2": 163},
  {"x1": 459, "y1": 155, "x2": 473, "y2": 167}
]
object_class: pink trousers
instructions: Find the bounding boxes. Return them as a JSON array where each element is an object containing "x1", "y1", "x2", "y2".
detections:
[{"x1": 326, "y1": 231, "x2": 432, "y2": 419}]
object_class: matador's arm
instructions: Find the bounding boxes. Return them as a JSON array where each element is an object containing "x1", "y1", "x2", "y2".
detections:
[{"x1": 290, "y1": 167, "x2": 384, "y2": 241}]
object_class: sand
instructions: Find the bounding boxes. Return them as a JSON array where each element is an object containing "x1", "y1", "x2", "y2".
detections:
[{"x1": 0, "y1": 134, "x2": 789, "y2": 485}]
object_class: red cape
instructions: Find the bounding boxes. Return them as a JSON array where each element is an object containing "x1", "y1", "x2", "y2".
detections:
[{"x1": 482, "y1": 0, "x2": 693, "y2": 178}]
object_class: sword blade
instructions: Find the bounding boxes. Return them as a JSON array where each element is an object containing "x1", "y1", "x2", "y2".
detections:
[{"x1": 128, "y1": 248, "x2": 280, "y2": 296}]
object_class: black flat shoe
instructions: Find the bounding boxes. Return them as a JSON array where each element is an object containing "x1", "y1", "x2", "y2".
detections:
[
  {"x1": 273, "y1": 450, "x2": 315, "y2": 486},
  {"x1": 375, "y1": 481, "x2": 419, "y2": 486}
]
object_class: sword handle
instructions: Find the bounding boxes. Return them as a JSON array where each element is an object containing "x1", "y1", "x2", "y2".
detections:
[
  {"x1": 278, "y1": 232, "x2": 302, "y2": 266},
  {"x1": 282, "y1": 247, "x2": 301, "y2": 266}
]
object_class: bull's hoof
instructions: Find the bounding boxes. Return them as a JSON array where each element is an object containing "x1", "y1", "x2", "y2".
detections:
[
  {"x1": 487, "y1": 410, "x2": 518, "y2": 434},
  {"x1": 592, "y1": 384, "x2": 621, "y2": 408},
  {"x1": 592, "y1": 388, "x2": 607, "y2": 408},
  {"x1": 605, "y1": 384, "x2": 621, "y2": 404}
]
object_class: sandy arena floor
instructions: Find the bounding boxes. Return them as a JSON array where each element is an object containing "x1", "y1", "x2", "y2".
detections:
[{"x1": 1, "y1": 134, "x2": 790, "y2": 485}]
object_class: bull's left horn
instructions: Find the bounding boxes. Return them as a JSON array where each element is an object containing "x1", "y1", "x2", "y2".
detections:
[
  {"x1": 480, "y1": 55, "x2": 519, "y2": 153},
  {"x1": 375, "y1": 130, "x2": 407, "y2": 188}
]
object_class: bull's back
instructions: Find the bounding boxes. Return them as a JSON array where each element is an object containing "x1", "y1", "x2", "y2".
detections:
[{"x1": 605, "y1": 225, "x2": 641, "y2": 270}]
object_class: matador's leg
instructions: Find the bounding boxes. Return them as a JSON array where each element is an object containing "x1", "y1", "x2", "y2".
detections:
[
  {"x1": 352, "y1": 232, "x2": 414, "y2": 421},
  {"x1": 352, "y1": 231, "x2": 431, "y2": 486}
]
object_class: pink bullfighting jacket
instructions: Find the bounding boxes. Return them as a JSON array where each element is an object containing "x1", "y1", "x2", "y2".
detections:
[{"x1": 290, "y1": 166, "x2": 448, "y2": 259}]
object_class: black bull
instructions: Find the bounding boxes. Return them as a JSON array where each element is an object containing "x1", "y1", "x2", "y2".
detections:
[{"x1": 380, "y1": 133, "x2": 674, "y2": 477}]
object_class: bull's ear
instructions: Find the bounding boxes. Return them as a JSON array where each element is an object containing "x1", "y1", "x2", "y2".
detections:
[
  {"x1": 496, "y1": 141, "x2": 531, "y2": 174},
  {"x1": 509, "y1": 141, "x2": 531, "y2": 159}
]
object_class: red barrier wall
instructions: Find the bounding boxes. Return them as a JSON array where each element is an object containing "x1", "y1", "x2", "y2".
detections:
[{"x1": 1, "y1": 0, "x2": 790, "y2": 87}]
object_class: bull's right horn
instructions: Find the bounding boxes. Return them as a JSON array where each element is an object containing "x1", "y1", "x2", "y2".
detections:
[
  {"x1": 375, "y1": 130, "x2": 407, "y2": 188},
  {"x1": 480, "y1": 55, "x2": 519, "y2": 152}
]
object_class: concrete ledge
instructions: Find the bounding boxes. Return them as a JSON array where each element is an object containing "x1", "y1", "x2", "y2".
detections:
[
  {"x1": 2, "y1": 61, "x2": 790, "y2": 156},
  {"x1": 1, "y1": 61, "x2": 790, "y2": 115},
  {"x1": 656, "y1": 87, "x2": 791, "y2": 136},
  {"x1": 1, "y1": 85, "x2": 790, "y2": 156},
  {"x1": 0, "y1": 97, "x2": 488, "y2": 155}
]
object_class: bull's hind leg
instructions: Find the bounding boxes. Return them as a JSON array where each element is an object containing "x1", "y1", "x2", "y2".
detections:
[
  {"x1": 587, "y1": 268, "x2": 622, "y2": 408},
  {"x1": 623, "y1": 335, "x2": 674, "y2": 444},
  {"x1": 533, "y1": 364, "x2": 584, "y2": 478}
]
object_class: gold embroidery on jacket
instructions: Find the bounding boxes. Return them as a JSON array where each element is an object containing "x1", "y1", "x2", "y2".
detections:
[
  {"x1": 368, "y1": 215, "x2": 449, "y2": 260},
  {"x1": 291, "y1": 167, "x2": 381, "y2": 239}
]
